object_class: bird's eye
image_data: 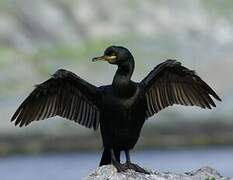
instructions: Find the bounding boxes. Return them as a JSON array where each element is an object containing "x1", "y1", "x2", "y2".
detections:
[{"x1": 111, "y1": 52, "x2": 116, "y2": 56}]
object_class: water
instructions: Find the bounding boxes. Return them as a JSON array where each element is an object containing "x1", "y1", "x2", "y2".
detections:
[{"x1": 0, "y1": 147, "x2": 232, "y2": 180}]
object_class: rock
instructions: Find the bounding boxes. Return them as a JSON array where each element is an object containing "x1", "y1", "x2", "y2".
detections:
[{"x1": 84, "y1": 165, "x2": 232, "y2": 180}]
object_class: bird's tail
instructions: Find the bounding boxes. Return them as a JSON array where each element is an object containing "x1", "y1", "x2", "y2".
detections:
[{"x1": 99, "y1": 148, "x2": 120, "y2": 166}]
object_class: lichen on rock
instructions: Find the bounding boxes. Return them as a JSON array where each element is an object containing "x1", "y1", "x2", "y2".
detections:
[{"x1": 84, "y1": 165, "x2": 232, "y2": 180}]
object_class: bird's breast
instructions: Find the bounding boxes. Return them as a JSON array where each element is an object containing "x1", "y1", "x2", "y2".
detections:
[
  {"x1": 99, "y1": 86, "x2": 146, "y2": 149},
  {"x1": 102, "y1": 86, "x2": 141, "y2": 110}
]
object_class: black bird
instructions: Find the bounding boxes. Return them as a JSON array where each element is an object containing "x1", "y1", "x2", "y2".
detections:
[{"x1": 11, "y1": 46, "x2": 221, "y2": 173}]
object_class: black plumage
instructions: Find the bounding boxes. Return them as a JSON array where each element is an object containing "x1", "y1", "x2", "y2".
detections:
[{"x1": 11, "y1": 46, "x2": 221, "y2": 173}]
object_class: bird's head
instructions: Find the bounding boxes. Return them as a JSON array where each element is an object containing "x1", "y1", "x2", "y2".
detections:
[{"x1": 92, "y1": 46, "x2": 133, "y2": 65}]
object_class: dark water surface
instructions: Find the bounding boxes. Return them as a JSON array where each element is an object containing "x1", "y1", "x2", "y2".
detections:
[{"x1": 0, "y1": 147, "x2": 232, "y2": 180}]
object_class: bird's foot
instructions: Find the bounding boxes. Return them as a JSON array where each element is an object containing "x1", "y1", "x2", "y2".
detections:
[
  {"x1": 124, "y1": 162, "x2": 150, "y2": 174},
  {"x1": 112, "y1": 160, "x2": 128, "y2": 173}
]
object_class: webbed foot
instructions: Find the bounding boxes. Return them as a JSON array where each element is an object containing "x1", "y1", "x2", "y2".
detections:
[
  {"x1": 112, "y1": 160, "x2": 128, "y2": 172},
  {"x1": 124, "y1": 162, "x2": 150, "y2": 174}
]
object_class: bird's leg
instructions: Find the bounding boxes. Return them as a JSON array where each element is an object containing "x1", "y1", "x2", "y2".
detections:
[
  {"x1": 110, "y1": 149, "x2": 127, "y2": 172},
  {"x1": 124, "y1": 150, "x2": 150, "y2": 174}
]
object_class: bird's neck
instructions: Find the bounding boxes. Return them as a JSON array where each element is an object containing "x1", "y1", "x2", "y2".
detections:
[{"x1": 112, "y1": 59, "x2": 135, "y2": 97}]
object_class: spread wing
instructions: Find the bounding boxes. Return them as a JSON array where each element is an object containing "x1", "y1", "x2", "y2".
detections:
[
  {"x1": 11, "y1": 69, "x2": 100, "y2": 130},
  {"x1": 140, "y1": 60, "x2": 221, "y2": 118}
]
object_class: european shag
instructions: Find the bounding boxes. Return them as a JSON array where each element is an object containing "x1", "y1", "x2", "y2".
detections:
[{"x1": 11, "y1": 46, "x2": 221, "y2": 173}]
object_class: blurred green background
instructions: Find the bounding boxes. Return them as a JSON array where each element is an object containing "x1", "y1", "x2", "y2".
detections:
[
  {"x1": 1, "y1": 0, "x2": 233, "y2": 179},
  {"x1": 0, "y1": 0, "x2": 233, "y2": 168}
]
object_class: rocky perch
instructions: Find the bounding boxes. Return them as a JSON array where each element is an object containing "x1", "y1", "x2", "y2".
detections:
[{"x1": 84, "y1": 165, "x2": 232, "y2": 180}]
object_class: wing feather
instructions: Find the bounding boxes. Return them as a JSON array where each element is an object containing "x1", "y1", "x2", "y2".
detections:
[
  {"x1": 11, "y1": 69, "x2": 101, "y2": 130},
  {"x1": 140, "y1": 60, "x2": 221, "y2": 118}
]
